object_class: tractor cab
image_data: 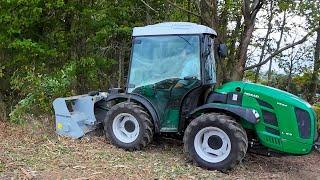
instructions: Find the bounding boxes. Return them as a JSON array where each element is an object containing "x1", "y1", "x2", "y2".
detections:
[{"x1": 127, "y1": 22, "x2": 221, "y2": 132}]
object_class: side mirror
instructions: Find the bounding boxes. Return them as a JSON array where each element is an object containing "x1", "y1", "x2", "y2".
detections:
[{"x1": 218, "y1": 44, "x2": 228, "y2": 58}]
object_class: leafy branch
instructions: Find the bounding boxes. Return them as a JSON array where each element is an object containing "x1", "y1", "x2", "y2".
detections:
[{"x1": 245, "y1": 26, "x2": 320, "y2": 70}]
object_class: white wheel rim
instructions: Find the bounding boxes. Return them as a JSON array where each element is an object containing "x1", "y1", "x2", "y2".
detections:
[
  {"x1": 194, "y1": 127, "x2": 231, "y2": 163},
  {"x1": 112, "y1": 113, "x2": 140, "y2": 143}
]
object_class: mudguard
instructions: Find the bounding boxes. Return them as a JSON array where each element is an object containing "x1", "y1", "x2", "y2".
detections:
[
  {"x1": 189, "y1": 103, "x2": 259, "y2": 124},
  {"x1": 106, "y1": 93, "x2": 161, "y2": 133}
]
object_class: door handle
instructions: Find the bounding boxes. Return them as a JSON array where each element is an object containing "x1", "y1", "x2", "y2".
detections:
[{"x1": 183, "y1": 76, "x2": 197, "y2": 80}]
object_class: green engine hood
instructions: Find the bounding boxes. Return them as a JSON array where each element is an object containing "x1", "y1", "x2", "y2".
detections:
[
  {"x1": 215, "y1": 81, "x2": 316, "y2": 154},
  {"x1": 215, "y1": 81, "x2": 312, "y2": 110}
]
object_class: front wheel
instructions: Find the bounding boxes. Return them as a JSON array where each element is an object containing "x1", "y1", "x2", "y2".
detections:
[
  {"x1": 104, "y1": 102, "x2": 154, "y2": 151},
  {"x1": 183, "y1": 113, "x2": 248, "y2": 171}
]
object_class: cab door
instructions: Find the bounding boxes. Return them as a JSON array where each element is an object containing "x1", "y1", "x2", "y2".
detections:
[{"x1": 128, "y1": 35, "x2": 202, "y2": 132}]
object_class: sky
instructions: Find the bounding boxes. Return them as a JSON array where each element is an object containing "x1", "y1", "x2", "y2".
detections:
[{"x1": 246, "y1": 7, "x2": 316, "y2": 75}]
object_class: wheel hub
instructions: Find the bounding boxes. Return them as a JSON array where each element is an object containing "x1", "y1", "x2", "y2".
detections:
[
  {"x1": 112, "y1": 113, "x2": 140, "y2": 143},
  {"x1": 208, "y1": 135, "x2": 223, "y2": 150},
  {"x1": 124, "y1": 120, "x2": 135, "y2": 132},
  {"x1": 194, "y1": 127, "x2": 231, "y2": 163}
]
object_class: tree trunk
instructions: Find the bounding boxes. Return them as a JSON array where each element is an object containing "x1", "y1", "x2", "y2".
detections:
[
  {"x1": 267, "y1": 45, "x2": 273, "y2": 86},
  {"x1": 198, "y1": 0, "x2": 215, "y2": 28},
  {"x1": 226, "y1": 14, "x2": 242, "y2": 81},
  {"x1": 231, "y1": 0, "x2": 263, "y2": 80},
  {"x1": 0, "y1": 94, "x2": 6, "y2": 121},
  {"x1": 254, "y1": 1, "x2": 274, "y2": 82},
  {"x1": 286, "y1": 47, "x2": 297, "y2": 92},
  {"x1": 267, "y1": 54, "x2": 273, "y2": 85},
  {"x1": 187, "y1": 0, "x2": 191, "y2": 21},
  {"x1": 307, "y1": 22, "x2": 320, "y2": 103},
  {"x1": 64, "y1": 0, "x2": 73, "y2": 60},
  {"x1": 118, "y1": 46, "x2": 125, "y2": 88},
  {"x1": 267, "y1": 11, "x2": 286, "y2": 84},
  {"x1": 0, "y1": 48, "x2": 8, "y2": 121},
  {"x1": 146, "y1": 6, "x2": 152, "y2": 24},
  {"x1": 232, "y1": 22, "x2": 255, "y2": 80},
  {"x1": 287, "y1": 60, "x2": 293, "y2": 92}
]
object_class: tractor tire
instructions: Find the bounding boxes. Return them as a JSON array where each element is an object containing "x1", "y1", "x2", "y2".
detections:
[
  {"x1": 183, "y1": 113, "x2": 248, "y2": 171},
  {"x1": 104, "y1": 102, "x2": 154, "y2": 151}
]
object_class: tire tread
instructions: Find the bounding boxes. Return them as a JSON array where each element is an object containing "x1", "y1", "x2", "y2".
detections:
[
  {"x1": 183, "y1": 113, "x2": 248, "y2": 171},
  {"x1": 104, "y1": 102, "x2": 154, "y2": 151}
]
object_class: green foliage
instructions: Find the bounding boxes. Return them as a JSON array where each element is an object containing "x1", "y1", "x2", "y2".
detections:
[
  {"x1": 0, "y1": 0, "x2": 318, "y2": 124},
  {"x1": 0, "y1": 0, "x2": 142, "y2": 123},
  {"x1": 9, "y1": 62, "x2": 77, "y2": 123},
  {"x1": 292, "y1": 72, "x2": 314, "y2": 98},
  {"x1": 243, "y1": 70, "x2": 256, "y2": 82},
  {"x1": 75, "y1": 57, "x2": 116, "y2": 91}
]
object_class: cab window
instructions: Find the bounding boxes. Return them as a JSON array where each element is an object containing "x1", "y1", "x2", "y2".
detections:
[{"x1": 203, "y1": 36, "x2": 216, "y2": 84}]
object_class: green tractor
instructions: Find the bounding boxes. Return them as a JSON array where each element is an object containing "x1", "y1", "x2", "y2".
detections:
[{"x1": 53, "y1": 22, "x2": 318, "y2": 171}]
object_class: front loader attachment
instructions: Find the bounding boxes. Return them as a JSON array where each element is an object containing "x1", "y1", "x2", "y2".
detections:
[{"x1": 53, "y1": 93, "x2": 108, "y2": 139}]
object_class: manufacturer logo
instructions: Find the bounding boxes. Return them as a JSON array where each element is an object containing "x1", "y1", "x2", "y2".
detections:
[
  {"x1": 281, "y1": 132, "x2": 292, "y2": 136},
  {"x1": 277, "y1": 102, "x2": 288, "y2": 107},
  {"x1": 244, "y1": 92, "x2": 260, "y2": 98}
]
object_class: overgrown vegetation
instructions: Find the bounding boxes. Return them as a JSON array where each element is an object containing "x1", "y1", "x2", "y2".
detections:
[
  {"x1": 1, "y1": 121, "x2": 320, "y2": 179},
  {"x1": 0, "y1": 0, "x2": 319, "y2": 123}
]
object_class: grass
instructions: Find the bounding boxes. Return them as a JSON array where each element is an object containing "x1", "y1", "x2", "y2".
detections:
[
  {"x1": 0, "y1": 162, "x2": 5, "y2": 172},
  {"x1": 0, "y1": 120, "x2": 320, "y2": 179}
]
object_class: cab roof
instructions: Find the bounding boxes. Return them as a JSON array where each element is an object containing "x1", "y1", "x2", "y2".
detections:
[{"x1": 132, "y1": 22, "x2": 217, "y2": 37}]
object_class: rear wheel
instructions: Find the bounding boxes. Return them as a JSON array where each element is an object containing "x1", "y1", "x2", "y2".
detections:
[
  {"x1": 104, "y1": 102, "x2": 154, "y2": 150},
  {"x1": 183, "y1": 113, "x2": 248, "y2": 171}
]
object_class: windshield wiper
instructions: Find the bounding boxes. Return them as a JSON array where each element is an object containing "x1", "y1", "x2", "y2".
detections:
[{"x1": 178, "y1": 35, "x2": 191, "y2": 46}]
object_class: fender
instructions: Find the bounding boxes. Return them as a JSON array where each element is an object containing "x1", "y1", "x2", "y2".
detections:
[
  {"x1": 189, "y1": 103, "x2": 258, "y2": 124},
  {"x1": 105, "y1": 93, "x2": 160, "y2": 133}
]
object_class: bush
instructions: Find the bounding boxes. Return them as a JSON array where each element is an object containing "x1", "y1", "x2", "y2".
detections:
[
  {"x1": 7, "y1": 54, "x2": 116, "y2": 124},
  {"x1": 9, "y1": 62, "x2": 77, "y2": 124}
]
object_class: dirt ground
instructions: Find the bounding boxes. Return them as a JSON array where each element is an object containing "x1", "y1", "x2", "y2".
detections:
[{"x1": 1, "y1": 120, "x2": 320, "y2": 180}]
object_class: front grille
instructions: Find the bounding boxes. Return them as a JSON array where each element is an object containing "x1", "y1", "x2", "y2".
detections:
[
  {"x1": 265, "y1": 136, "x2": 281, "y2": 146},
  {"x1": 295, "y1": 107, "x2": 311, "y2": 139},
  {"x1": 266, "y1": 127, "x2": 280, "y2": 136}
]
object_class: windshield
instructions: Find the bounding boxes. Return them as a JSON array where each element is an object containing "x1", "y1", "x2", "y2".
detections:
[{"x1": 128, "y1": 35, "x2": 200, "y2": 93}]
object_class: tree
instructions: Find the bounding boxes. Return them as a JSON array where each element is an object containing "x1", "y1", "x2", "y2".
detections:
[
  {"x1": 295, "y1": 0, "x2": 320, "y2": 103},
  {"x1": 0, "y1": 0, "x2": 157, "y2": 122},
  {"x1": 278, "y1": 46, "x2": 313, "y2": 92},
  {"x1": 267, "y1": 10, "x2": 286, "y2": 85},
  {"x1": 253, "y1": 1, "x2": 275, "y2": 82},
  {"x1": 167, "y1": 0, "x2": 318, "y2": 83},
  {"x1": 308, "y1": 21, "x2": 320, "y2": 103},
  {"x1": 0, "y1": 0, "x2": 319, "y2": 122}
]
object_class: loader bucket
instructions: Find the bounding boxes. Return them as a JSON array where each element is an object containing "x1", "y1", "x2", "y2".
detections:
[{"x1": 53, "y1": 93, "x2": 107, "y2": 139}]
